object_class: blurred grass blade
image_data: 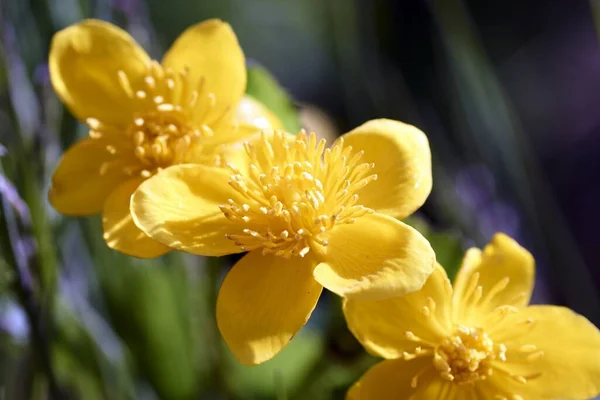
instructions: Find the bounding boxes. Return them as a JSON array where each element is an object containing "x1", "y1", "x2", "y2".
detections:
[
  {"x1": 78, "y1": 217, "x2": 200, "y2": 400},
  {"x1": 53, "y1": 302, "x2": 136, "y2": 400}
]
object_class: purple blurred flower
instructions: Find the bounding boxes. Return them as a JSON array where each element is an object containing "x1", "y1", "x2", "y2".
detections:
[
  {"x1": 455, "y1": 164, "x2": 521, "y2": 240},
  {"x1": 33, "y1": 64, "x2": 50, "y2": 86},
  {"x1": 455, "y1": 164, "x2": 496, "y2": 210},
  {"x1": 0, "y1": 174, "x2": 31, "y2": 225},
  {"x1": 478, "y1": 201, "x2": 520, "y2": 239},
  {"x1": 112, "y1": 0, "x2": 143, "y2": 18},
  {"x1": 0, "y1": 302, "x2": 29, "y2": 343}
]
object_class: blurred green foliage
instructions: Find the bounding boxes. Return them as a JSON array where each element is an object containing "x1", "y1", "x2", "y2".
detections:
[
  {"x1": 246, "y1": 66, "x2": 302, "y2": 133},
  {"x1": 225, "y1": 329, "x2": 322, "y2": 398}
]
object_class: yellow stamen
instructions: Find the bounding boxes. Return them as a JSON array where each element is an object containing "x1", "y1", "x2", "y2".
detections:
[
  {"x1": 433, "y1": 326, "x2": 506, "y2": 385},
  {"x1": 479, "y1": 276, "x2": 510, "y2": 308},
  {"x1": 410, "y1": 364, "x2": 430, "y2": 389},
  {"x1": 220, "y1": 131, "x2": 377, "y2": 258},
  {"x1": 88, "y1": 62, "x2": 232, "y2": 177}
]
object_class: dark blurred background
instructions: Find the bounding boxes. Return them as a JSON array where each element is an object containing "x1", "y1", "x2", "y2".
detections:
[{"x1": 0, "y1": 0, "x2": 599, "y2": 399}]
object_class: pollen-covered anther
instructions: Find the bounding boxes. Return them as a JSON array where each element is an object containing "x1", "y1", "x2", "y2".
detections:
[
  {"x1": 525, "y1": 351, "x2": 545, "y2": 362},
  {"x1": 219, "y1": 131, "x2": 377, "y2": 258},
  {"x1": 419, "y1": 297, "x2": 438, "y2": 319},
  {"x1": 434, "y1": 326, "x2": 507, "y2": 385},
  {"x1": 518, "y1": 344, "x2": 537, "y2": 353},
  {"x1": 402, "y1": 346, "x2": 433, "y2": 361}
]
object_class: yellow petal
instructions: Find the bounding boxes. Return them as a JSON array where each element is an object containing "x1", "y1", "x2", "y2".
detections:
[
  {"x1": 347, "y1": 358, "x2": 459, "y2": 399},
  {"x1": 346, "y1": 359, "x2": 423, "y2": 399},
  {"x1": 410, "y1": 376, "x2": 463, "y2": 400},
  {"x1": 478, "y1": 372, "x2": 540, "y2": 400},
  {"x1": 234, "y1": 95, "x2": 284, "y2": 130},
  {"x1": 493, "y1": 305, "x2": 600, "y2": 399},
  {"x1": 178, "y1": 133, "x2": 245, "y2": 166},
  {"x1": 49, "y1": 19, "x2": 150, "y2": 126},
  {"x1": 216, "y1": 251, "x2": 322, "y2": 365},
  {"x1": 199, "y1": 122, "x2": 264, "y2": 149},
  {"x1": 162, "y1": 19, "x2": 245, "y2": 125},
  {"x1": 49, "y1": 136, "x2": 138, "y2": 215},
  {"x1": 452, "y1": 233, "x2": 534, "y2": 326},
  {"x1": 341, "y1": 119, "x2": 432, "y2": 219},
  {"x1": 313, "y1": 213, "x2": 435, "y2": 300},
  {"x1": 102, "y1": 178, "x2": 170, "y2": 258},
  {"x1": 130, "y1": 164, "x2": 243, "y2": 256},
  {"x1": 343, "y1": 265, "x2": 453, "y2": 359},
  {"x1": 187, "y1": 96, "x2": 282, "y2": 163}
]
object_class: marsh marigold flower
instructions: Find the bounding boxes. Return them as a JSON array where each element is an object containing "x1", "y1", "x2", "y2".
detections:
[
  {"x1": 345, "y1": 233, "x2": 600, "y2": 399},
  {"x1": 131, "y1": 119, "x2": 436, "y2": 364},
  {"x1": 48, "y1": 19, "x2": 280, "y2": 257}
]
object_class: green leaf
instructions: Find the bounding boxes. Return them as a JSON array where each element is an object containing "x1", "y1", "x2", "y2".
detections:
[
  {"x1": 224, "y1": 327, "x2": 323, "y2": 399},
  {"x1": 246, "y1": 65, "x2": 302, "y2": 133}
]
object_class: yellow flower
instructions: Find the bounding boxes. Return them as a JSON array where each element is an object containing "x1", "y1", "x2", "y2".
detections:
[
  {"x1": 48, "y1": 19, "x2": 280, "y2": 258},
  {"x1": 130, "y1": 119, "x2": 436, "y2": 365},
  {"x1": 344, "y1": 233, "x2": 600, "y2": 399}
]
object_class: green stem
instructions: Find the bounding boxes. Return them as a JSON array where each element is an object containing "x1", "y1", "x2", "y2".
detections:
[
  {"x1": 205, "y1": 256, "x2": 227, "y2": 392},
  {"x1": 21, "y1": 154, "x2": 58, "y2": 299}
]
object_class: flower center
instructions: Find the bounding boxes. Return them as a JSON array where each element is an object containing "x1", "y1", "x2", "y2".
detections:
[
  {"x1": 433, "y1": 326, "x2": 506, "y2": 384},
  {"x1": 88, "y1": 61, "x2": 223, "y2": 176},
  {"x1": 403, "y1": 295, "x2": 545, "y2": 394},
  {"x1": 220, "y1": 131, "x2": 377, "y2": 258},
  {"x1": 127, "y1": 106, "x2": 204, "y2": 174}
]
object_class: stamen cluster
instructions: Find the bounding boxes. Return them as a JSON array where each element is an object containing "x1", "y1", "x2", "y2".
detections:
[
  {"x1": 398, "y1": 276, "x2": 545, "y2": 396},
  {"x1": 220, "y1": 131, "x2": 377, "y2": 258},
  {"x1": 433, "y1": 326, "x2": 505, "y2": 384},
  {"x1": 88, "y1": 61, "x2": 228, "y2": 176}
]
